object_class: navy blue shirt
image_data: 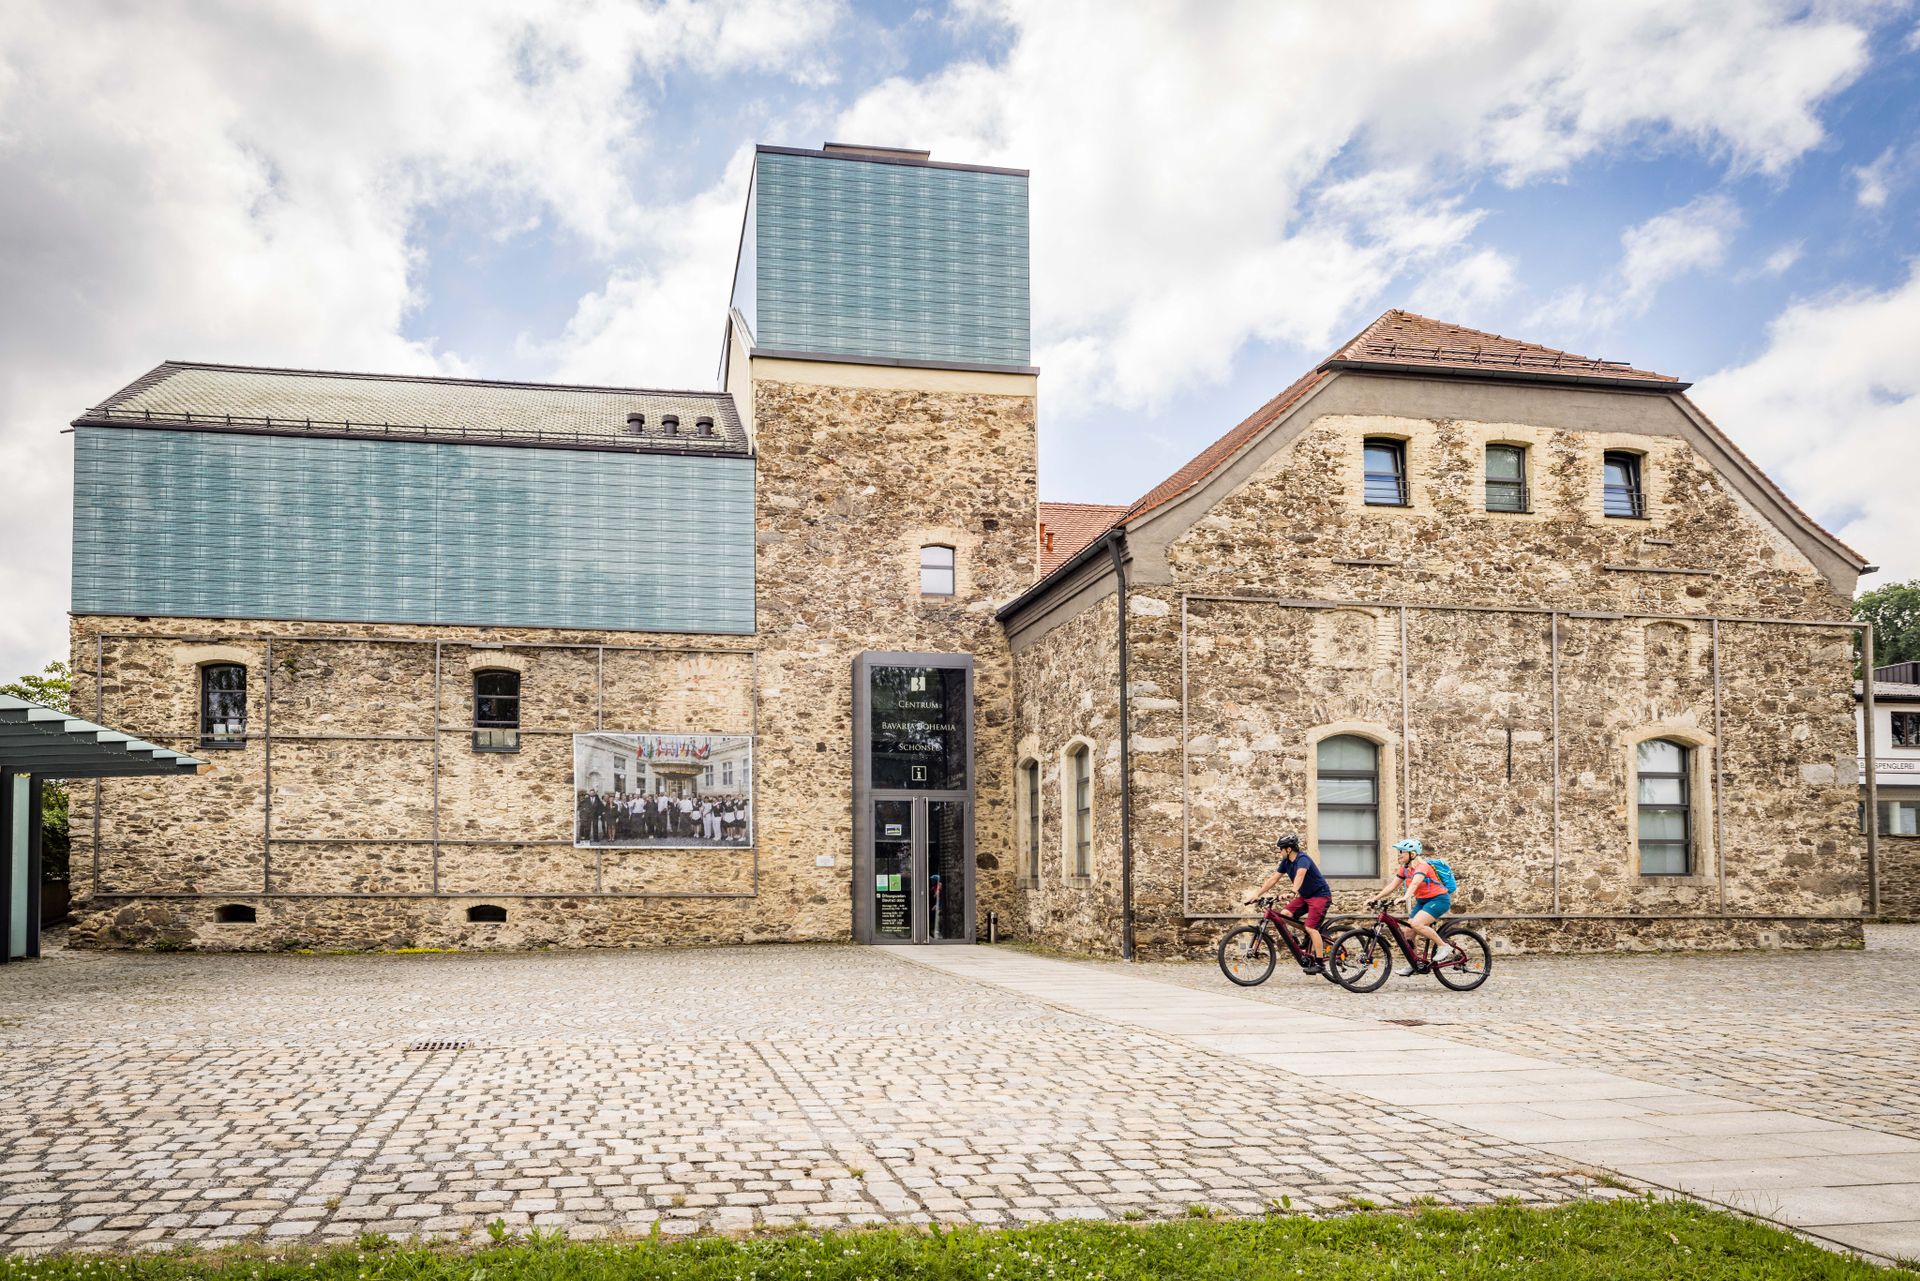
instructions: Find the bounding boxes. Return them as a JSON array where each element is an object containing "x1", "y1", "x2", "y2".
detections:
[{"x1": 1278, "y1": 852, "x2": 1332, "y2": 900}]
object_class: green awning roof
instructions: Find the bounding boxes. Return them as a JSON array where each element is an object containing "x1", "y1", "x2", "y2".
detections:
[{"x1": 0, "y1": 694, "x2": 205, "y2": 778}]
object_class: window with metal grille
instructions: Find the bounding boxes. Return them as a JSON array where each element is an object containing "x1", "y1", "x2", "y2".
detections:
[
  {"x1": 199, "y1": 663, "x2": 247, "y2": 748},
  {"x1": 1892, "y1": 712, "x2": 1920, "y2": 749},
  {"x1": 921, "y1": 544, "x2": 956, "y2": 596},
  {"x1": 1637, "y1": 738, "x2": 1691, "y2": 874},
  {"x1": 1485, "y1": 444, "x2": 1528, "y2": 512},
  {"x1": 1070, "y1": 745, "x2": 1092, "y2": 877},
  {"x1": 1603, "y1": 451, "x2": 1645, "y2": 518},
  {"x1": 472, "y1": 669, "x2": 520, "y2": 752},
  {"x1": 1363, "y1": 439, "x2": 1407, "y2": 506},
  {"x1": 1316, "y1": 735, "x2": 1379, "y2": 876}
]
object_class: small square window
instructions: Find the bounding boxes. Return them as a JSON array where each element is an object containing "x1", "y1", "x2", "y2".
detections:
[
  {"x1": 1485, "y1": 444, "x2": 1528, "y2": 513},
  {"x1": 1363, "y1": 439, "x2": 1407, "y2": 506},
  {"x1": 1891, "y1": 712, "x2": 1920, "y2": 749},
  {"x1": 920, "y1": 545, "x2": 956, "y2": 596}
]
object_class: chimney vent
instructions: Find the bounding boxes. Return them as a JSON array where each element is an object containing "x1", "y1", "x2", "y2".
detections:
[
  {"x1": 625, "y1": 412, "x2": 645, "y2": 433},
  {"x1": 695, "y1": 416, "x2": 715, "y2": 437},
  {"x1": 662, "y1": 414, "x2": 679, "y2": 435}
]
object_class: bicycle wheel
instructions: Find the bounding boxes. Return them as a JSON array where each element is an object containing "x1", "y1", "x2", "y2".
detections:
[
  {"x1": 1433, "y1": 927, "x2": 1492, "y2": 992},
  {"x1": 1327, "y1": 926, "x2": 1391, "y2": 993},
  {"x1": 1217, "y1": 924, "x2": 1277, "y2": 986}
]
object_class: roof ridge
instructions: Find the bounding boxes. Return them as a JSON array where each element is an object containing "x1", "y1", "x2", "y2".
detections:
[
  {"x1": 1040, "y1": 500, "x2": 1129, "y2": 511},
  {"x1": 107, "y1": 360, "x2": 732, "y2": 406}
]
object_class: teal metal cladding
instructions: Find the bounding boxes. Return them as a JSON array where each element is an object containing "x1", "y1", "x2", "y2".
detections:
[
  {"x1": 751, "y1": 151, "x2": 1029, "y2": 367},
  {"x1": 72, "y1": 428, "x2": 754, "y2": 633}
]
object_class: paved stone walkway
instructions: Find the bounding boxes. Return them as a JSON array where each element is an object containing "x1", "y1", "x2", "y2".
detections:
[
  {"x1": 0, "y1": 942, "x2": 1595, "y2": 1254},
  {"x1": 1020, "y1": 924, "x2": 1920, "y2": 1264}
]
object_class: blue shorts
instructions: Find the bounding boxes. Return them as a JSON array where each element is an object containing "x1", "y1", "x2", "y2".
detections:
[{"x1": 1411, "y1": 894, "x2": 1450, "y2": 920}]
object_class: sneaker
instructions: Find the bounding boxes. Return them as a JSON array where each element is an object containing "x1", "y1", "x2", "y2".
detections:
[
  {"x1": 1394, "y1": 964, "x2": 1418, "y2": 978},
  {"x1": 1302, "y1": 959, "x2": 1324, "y2": 975},
  {"x1": 1434, "y1": 945, "x2": 1461, "y2": 964}
]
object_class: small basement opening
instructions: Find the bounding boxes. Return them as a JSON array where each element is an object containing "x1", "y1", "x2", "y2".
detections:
[
  {"x1": 466, "y1": 904, "x2": 508, "y2": 923},
  {"x1": 213, "y1": 904, "x2": 256, "y2": 924}
]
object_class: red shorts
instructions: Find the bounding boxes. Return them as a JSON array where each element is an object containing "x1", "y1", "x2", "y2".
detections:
[{"x1": 1281, "y1": 896, "x2": 1330, "y2": 929}]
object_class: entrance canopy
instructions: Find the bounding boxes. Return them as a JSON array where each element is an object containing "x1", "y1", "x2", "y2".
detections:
[
  {"x1": 3, "y1": 693, "x2": 204, "y2": 962},
  {"x1": 1, "y1": 694, "x2": 205, "y2": 778}
]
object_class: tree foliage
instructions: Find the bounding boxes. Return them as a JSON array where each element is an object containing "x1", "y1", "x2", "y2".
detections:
[{"x1": 1853, "y1": 581, "x2": 1920, "y2": 669}]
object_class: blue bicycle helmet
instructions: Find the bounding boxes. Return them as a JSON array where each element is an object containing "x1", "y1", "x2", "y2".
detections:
[{"x1": 1392, "y1": 838, "x2": 1424, "y2": 855}]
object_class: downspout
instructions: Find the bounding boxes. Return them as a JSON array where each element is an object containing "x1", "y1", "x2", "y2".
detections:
[{"x1": 1106, "y1": 530, "x2": 1137, "y2": 961}]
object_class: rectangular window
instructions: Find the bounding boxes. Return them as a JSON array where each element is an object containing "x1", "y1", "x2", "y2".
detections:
[
  {"x1": 722, "y1": 760, "x2": 734, "y2": 786},
  {"x1": 1637, "y1": 738, "x2": 1691, "y2": 874},
  {"x1": 1023, "y1": 761, "x2": 1041, "y2": 882},
  {"x1": 1603, "y1": 451, "x2": 1645, "y2": 518},
  {"x1": 920, "y1": 545, "x2": 956, "y2": 596},
  {"x1": 1315, "y1": 735, "x2": 1379, "y2": 876},
  {"x1": 1072, "y1": 746, "x2": 1091, "y2": 877},
  {"x1": 1892, "y1": 712, "x2": 1920, "y2": 748},
  {"x1": 199, "y1": 664, "x2": 247, "y2": 748},
  {"x1": 472, "y1": 669, "x2": 520, "y2": 752},
  {"x1": 1878, "y1": 800, "x2": 1920, "y2": 836},
  {"x1": 1485, "y1": 444, "x2": 1528, "y2": 513},
  {"x1": 1363, "y1": 439, "x2": 1407, "y2": 506}
]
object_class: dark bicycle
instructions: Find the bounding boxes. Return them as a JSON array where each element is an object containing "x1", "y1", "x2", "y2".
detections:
[
  {"x1": 1217, "y1": 895, "x2": 1341, "y2": 986},
  {"x1": 1325, "y1": 898, "x2": 1492, "y2": 993}
]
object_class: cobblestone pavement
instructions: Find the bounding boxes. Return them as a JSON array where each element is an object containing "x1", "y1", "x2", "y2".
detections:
[
  {"x1": 0, "y1": 941, "x2": 1600, "y2": 1254},
  {"x1": 1113, "y1": 924, "x2": 1920, "y2": 1141}
]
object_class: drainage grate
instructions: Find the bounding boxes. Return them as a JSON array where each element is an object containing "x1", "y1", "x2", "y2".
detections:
[
  {"x1": 1385, "y1": 1018, "x2": 1427, "y2": 1026},
  {"x1": 407, "y1": 1038, "x2": 470, "y2": 1053}
]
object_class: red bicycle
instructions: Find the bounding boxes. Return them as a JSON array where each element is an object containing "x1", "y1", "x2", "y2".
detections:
[
  {"x1": 1216, "y1": 895, "x2": 1342, "y2": 986},
  {"x1": 1325, "y1": 898, "x2": 1492, "y2": 992}
]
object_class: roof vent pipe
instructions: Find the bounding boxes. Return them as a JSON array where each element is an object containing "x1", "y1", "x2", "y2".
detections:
[
  {"x1": 625, "y1": 412, "x2": 645, "y2": 433},
  {"x1": 695, "y1": 416, "x2": 714, "y2": 437},
  {"x1": 662, "y1": 415, "x2": 679, "y2": 434}
]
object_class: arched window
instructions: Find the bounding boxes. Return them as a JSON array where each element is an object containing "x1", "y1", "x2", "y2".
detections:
[
  {"x1": 466, "y1": 904, "x2": 508, "y2": 923},
  {"x1": 920, "y1": 545, "x2": 956, "y2": 596},
  {"x1": 1316, "y1": 735, "x2": 1380, "y2": 876},
  {"x1": 213, "y1": 904, "x2": 256, "y2": 924},
  {"x1": 1636, "y1": 739, "x2": 1691, "y2": 874},
  {"x1": 472, "y1": 669, "x2": 520, "y2": 752},
  {"x1": 199, "y1": 663, "x2": 247, "y2": 748},
  {"x1": 1066, "y1": 743, "x2": 1092, "y2": 877},
  {"x1": 1019, "y1": 758, "x2": 1042, "y2": 884}
]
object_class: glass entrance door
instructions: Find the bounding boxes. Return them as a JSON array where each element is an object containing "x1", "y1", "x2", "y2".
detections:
[
  {"x1": 853, "y1": 652, "x2": 975, "y2": 946},
  {"x1": 865, "y1": 795, "x2": 970, "y2": 944}
]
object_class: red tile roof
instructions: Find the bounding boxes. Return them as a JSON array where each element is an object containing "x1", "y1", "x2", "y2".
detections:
[{"x1": 1038, "y1": 502, "x2": 1129, "y2": 574}]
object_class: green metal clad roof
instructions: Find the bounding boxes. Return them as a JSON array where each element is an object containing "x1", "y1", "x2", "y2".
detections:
[{"x1": 0, "y1": 695, "x2": 205, "y2": 778}]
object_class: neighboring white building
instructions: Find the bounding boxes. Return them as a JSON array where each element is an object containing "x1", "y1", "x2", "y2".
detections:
[{"x1": 1858, "y1": 662, "x2": 1920, "y2": 837}]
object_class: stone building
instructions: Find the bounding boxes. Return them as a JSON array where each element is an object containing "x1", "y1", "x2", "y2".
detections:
[
  {"x1": 63, "y1": 143, "x2": 1874, "y2": 955},
  {"x1": 1859, "y1": 662, "x2": 1920, "y2": 921}
]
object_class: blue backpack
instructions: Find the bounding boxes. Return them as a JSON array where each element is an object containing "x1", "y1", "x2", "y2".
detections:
[{"x1": 1425, "y1": 858, "x2": 1458, "y2": 894}]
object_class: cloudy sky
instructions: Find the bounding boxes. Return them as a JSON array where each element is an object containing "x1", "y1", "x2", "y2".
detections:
[{"x1": 3, "y1": 0, "x2": 1917, "y2": 681}]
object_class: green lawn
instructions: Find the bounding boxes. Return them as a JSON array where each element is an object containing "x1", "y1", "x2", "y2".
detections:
[{"x1": 3, "y1": 1199, "x2": 1913, "y2": 1281}]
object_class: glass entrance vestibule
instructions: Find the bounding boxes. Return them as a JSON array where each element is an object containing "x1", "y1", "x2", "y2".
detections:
[{"x1": 852, "y1": 653, "x2": 974, "y2": 945}]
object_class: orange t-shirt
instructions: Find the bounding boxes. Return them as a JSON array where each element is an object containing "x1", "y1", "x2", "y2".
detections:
[{"x1": 1399, "y1": 859, "x2": 1447, "y2": 899}]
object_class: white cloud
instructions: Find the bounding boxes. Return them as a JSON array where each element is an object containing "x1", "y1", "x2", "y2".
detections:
[
  {"x1": 1749, "y1": 242, "x2": 1806, "y2": 279},
  {"x1": 1691, "y1": 265, "x2": 1920, "y2": 586},
  {"x1": 1535, "y1": 193, "x2": 1741, "y2": 331},
  {"x1": 829, "y1": 0, "x2": 1868, "y2": 412},
  {"x1": 0, "y1": 0, "x2": 841, "y2": 680},
  {"x1": 1853, "y1": 146, "x2": 1894, "y2": 208},
  {"x1": 1408, "y1": 249, "x2": 1521, "y2": 323}
]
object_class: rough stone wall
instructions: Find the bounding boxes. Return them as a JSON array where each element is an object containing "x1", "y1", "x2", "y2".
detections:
[
  {"x1": 750, "y1": 375, "x2": 1037, "y2": 943},
  {"x1": 1163, "y1": 412, "x2": 1847, "y2": 619},
  {"x1": 68, "y1": 616, "x2": 762, "y2": 951},
  {"x1": 1008, "y1": 590, "x2": 1123, "y2": 955},
  {"x1": 1016, "y1": 398, "x2": 1866, "y2": 956},
  {"x1": 1881, "y1": 838, "x2": 1920, "y2": 921}
]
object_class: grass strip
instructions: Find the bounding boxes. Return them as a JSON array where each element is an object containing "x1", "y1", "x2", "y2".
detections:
[{"x1": 3, "y1": 1198, "x2": 1914, "y2": 1281}]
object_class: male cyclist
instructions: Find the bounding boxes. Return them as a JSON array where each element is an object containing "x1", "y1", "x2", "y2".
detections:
[
  {"x1": 1244, "y1": 834, "x2": 1331, "y2": 971},
  {"x1": 1369, "y1": 838, "x2": 1459, "y2": 976}
]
